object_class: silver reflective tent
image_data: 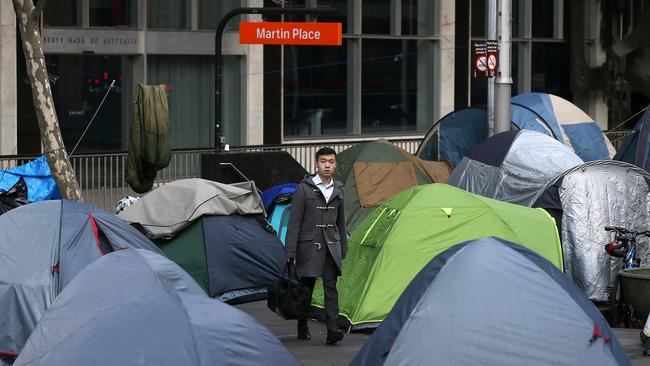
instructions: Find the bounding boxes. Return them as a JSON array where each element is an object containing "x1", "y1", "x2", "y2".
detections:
[
  {"x1": 352, "y1": 237, "x2": 630, "y2": 366},
  {"x1": 531, "y1": 161, "x2": 650, "y2": 301},
  {"x1": 448, "y1": 130, "x2": 583, "y2": 206},
  {"x1": 14, "y1": 249, "x2": 299, "y2": 366}
]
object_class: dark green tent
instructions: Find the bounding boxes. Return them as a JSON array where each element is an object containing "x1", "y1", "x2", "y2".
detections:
[{"x1": 119, "y1": 179, "x2": 285, "y2": 303}]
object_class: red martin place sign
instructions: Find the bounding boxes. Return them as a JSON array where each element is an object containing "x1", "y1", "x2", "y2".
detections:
[{"x1": 239, "y1": 22, "x2": 342, "y2": 46}]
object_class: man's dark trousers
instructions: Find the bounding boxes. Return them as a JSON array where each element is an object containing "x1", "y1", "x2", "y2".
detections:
[{"x1": 298, "y1": 250, "x2": 339, "y2": 331}]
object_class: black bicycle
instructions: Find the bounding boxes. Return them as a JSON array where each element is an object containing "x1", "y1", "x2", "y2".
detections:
[{"x1": 604, "y1": 226, "x2": 650, "y2": 328}]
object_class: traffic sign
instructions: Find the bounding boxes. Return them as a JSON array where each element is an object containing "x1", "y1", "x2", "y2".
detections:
[
  {"x1": 487, "y1": 54, "x2": 497, "y2": 71},
  {"x1": 475, "y1": 56, "x2": 488, "y2": 72}
]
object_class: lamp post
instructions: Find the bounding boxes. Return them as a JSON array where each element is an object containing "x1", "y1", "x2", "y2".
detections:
[{"x1": 214, "y1": 6, "x2": 338, "y2": 152}]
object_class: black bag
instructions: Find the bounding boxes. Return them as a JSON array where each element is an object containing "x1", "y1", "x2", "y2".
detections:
[{"x1": 267, "y1": 261, "x2": 312, "y2": 320}]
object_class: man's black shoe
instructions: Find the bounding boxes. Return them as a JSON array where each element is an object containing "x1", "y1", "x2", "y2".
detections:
[
  {"x1": 325, "y1": 329, "x2": 344, "y2": 345},
  {"x1": 297, "y1": 326, "x2": 311, "y2": 340}
]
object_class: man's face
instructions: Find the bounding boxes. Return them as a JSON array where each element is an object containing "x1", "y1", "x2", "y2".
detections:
[{"x1": 316, "y1": 154, "x2": 337, "y2": 178}]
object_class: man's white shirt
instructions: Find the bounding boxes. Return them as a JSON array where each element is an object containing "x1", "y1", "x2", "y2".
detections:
[{"x1": 312, "y1": 174, "x2": 334, "y2": 203}]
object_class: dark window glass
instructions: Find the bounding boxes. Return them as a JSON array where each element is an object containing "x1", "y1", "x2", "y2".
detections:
[
  {"x1": 531, "y1": 43, "x2": 569, "y2": 98},
  {"x1": 363, "y1": 0, "x2": 390, "y2": 34},
  {"x1": 198, "y1": 0, "x2": 240, "y2": 30},
  {"x1": 362, "y1": 39, "x2": 417, "y2": 133},
  {"x1": 283, "y1": 42, "x2": 348, "y2": 137},
  {"x1": 315, "y1": 0, "x2": 349, "y2": 34},
  {"x1": 90, "y1": 0, "x2": 136, "y2": 27},
  {"x1": 43, "y1": 55, "x2": 129, "y2": 152},
  {"x1": 471, "y1": 0, "x2": 486, "y2": 38},
  {"x1": 401, "y1": 0, "x2": 434, "y2": 36},
  {"x1": 148, "y1": 55, "x2": 218, "y2": 148},
  {"x1": 147, "y1": 0, "x2": 190, "y2": 29},
  {"x1": 470, "y1": 75, "x2": 487, "y2": 107},
  {"x1": 44, "y1": 1, "x2": 81, "y2": 27},
  {"x1": 532, "y1": 0, "x2": 554, "y2": 38},
  {"x1": 512, "y1": 0, "x2": 520, "y2": 37},
  {"x1": 512, "y1": 42, "x2": 519, "y2": 94}
]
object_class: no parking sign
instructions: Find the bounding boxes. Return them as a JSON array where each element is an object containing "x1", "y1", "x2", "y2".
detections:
[{"x1": 473, "y1": 40, "x2": 498, "y2": 78}]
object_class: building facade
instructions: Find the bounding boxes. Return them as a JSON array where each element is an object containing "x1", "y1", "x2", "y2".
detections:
[{"x1": 0, "y1": 0, "x2": 646, "y2": 156}]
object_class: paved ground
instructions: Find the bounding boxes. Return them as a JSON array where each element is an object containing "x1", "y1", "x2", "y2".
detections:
[
  {"x1": 236, "y1": 301, "x2": 369, "y2": 366},
  {"x1": 238, "y1": 300, "x2": 650, "y2": 366},
  {"x1": 614, "y1": 328, "x2": 650, "y2": 365}
]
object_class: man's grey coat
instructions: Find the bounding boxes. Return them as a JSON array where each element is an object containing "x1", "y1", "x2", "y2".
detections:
[{"x1": 285, "y1": 174, "x2": 348, "y2": 277}]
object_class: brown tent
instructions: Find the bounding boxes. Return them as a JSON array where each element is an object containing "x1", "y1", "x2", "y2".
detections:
[{"x1": 334, "y1": 139, "x2": 451, "y2": 232}]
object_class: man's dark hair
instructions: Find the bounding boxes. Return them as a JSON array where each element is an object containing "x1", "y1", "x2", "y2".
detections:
[{"x1": 315, "y1": 147, "x2": 337, "y2": 161}]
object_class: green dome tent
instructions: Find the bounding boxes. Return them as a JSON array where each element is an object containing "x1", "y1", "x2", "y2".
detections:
[
  {"x1": 313, "y1": 184, "x2": 562, "y2": 330},
  {"x1": 335, "y1": 139, "x2": 451, "y2": 232}
]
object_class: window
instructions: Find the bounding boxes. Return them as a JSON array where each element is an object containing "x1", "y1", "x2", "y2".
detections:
[
  {"x1": 316, "y1": 0, "x2": 350, "y2": 34},
  {"x1": 531, "y1": 43, "x2": 569, "y2": 98},
  {"x1": 44, "y1": 55, "x2": 130, "y2": 152},
  {"x1": 362, "y1": 39, "x2": 417, "y2": 133},
  {"x1": 532, "y1": 0, "x2": 555, "y2": 38},
  {"x1": 363, "y1": 0, "x2": 390, "y2": 34},
  {"x1": 283, "y1": 42, "x2": 348, "y2": 137},
  {"x1": 198, "y1": 0, "x2": 240, "y2": 30},
  {"x1": 90, "y1": 0, "x2": 136, "y2": 27},
  {"x1": 148, "y1": 55, "x2": 216, "y2": 148},
  {"x1": 147, "y1": 0, "x2": 190, "y2": 29},
  {"x1": 44, "y1": 0, "x2": 82, "y2": 27},
  {"x1": 471, "y1": 0, "x2": 486, "y2": 38}
]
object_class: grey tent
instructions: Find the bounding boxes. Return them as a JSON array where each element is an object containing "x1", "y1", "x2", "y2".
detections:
[
  {"x1": 530, "y1": 160, "x2": 650, "y2": 302},
  {"x1": 448, "y1": 130, "x2": 583, "y2": 206},
  {"x1": 0, "y1": 200, "x2": 161, "y2": 360},
  {"x1": 352, "y1": 237, "x2": 631, "y2": 366},
  {"x1": 118, "y1": 178, "x2": 265, "y2": 239},
  {"x1": 14, "y1": 249, "x2": 299, "y2": 366},
  {"x1": 119, "y1": 178, "x2": 285, "y2": 303}
]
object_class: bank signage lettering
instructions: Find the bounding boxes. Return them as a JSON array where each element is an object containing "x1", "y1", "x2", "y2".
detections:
[{"x1": 239, "y1": 22, "x2": 342, "y2": 45}]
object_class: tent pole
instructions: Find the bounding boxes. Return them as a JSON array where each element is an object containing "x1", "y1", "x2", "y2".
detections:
[{"x1": 487, "y1": 0, "x2": 497, "y2": 136}]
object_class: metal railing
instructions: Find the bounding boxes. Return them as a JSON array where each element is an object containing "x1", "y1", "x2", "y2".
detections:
[
  {"x1": 0, "y1": 137, "x2": 422, "y2": 211},
  {"x1": 0, "y1": 131, "x2": 635, "y2": 211}
]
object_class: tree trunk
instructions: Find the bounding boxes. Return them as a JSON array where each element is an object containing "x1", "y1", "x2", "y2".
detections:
[{"x1": 13, "y1": 0, "x2": 82, "y2": 200}]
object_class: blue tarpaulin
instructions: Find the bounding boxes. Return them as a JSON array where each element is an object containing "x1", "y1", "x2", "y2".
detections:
[
  {"x1": 261, "y1": 183, "x2": 296, "y2": 210},
  {"x1": 0, "y1": 155, "x2": 60, "y2": 202}
]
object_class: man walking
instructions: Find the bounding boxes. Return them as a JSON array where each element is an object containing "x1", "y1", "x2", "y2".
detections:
[{"x1": 285, "y1": 147, "x2": 347, "y2": 345}]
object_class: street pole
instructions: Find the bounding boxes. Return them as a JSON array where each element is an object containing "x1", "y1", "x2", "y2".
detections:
[
  {"x1": 487, "y1": 0, "x2": 497, "y2": 136},
  {"x1": 214, "y1": 6, "x2": 338, "y2": 153},
  {"x1": 494, "y1": 0, "x2": 512, "y2": 134}
]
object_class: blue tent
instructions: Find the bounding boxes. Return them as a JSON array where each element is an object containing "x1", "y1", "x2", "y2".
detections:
[
  {"x1": 416, "y1": 108, "x2": 488, "y2": 167},
  {"x1": 512, "y1": 93, "x2": 615, "y2": 161},
  {"x1": 417, "y1": 93, "x2": 616, "y2": 166},
  {"x1": 14, "y1": 249, "x2": 298, "y2": 366},
  {"x1": 0, "y1": 200, "x2": 161, "y2": 360},
  {"x1": 352, "y1": 237, "x2": 630, "y2": 366},
  {"x1": 614, "y1": 107, "x2": 650, "y2": 171},
  {"x1": 261, "y1": 184, "x2": 296, "y2": 245},
  {"x1": 0, "y1": 155, "x2": 60, "y2": 202}
]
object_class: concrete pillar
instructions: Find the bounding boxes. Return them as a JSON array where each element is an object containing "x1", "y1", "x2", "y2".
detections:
[
  {"x1": 416, "y1": 0, "x2": 435, "y2": 132},
  {"x1": 242, "y1": 0, "x2": 264, "y2": 145},
  {"x1": 434, "y1": 0, "x2": 455, "y2": 121},
  {"x1": 0, "y1": 0, "x2": 17, "y2": 155}
]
